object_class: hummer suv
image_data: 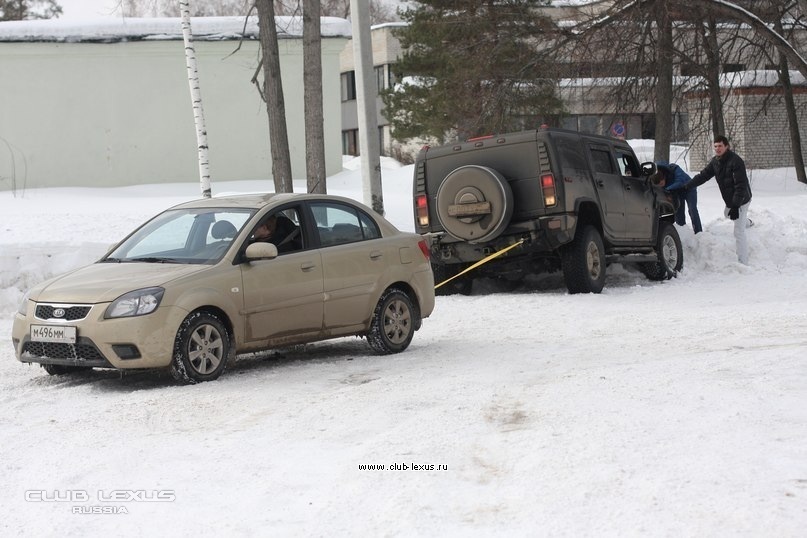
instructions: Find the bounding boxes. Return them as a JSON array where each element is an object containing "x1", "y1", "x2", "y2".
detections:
[{"x1": 413, "y1": 127, "x2": 682, "y2": 294}]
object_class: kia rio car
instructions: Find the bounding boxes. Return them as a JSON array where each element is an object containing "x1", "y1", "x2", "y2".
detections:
[{"x1": 12, "y1": 193, "x2": 435, "y2": 384}]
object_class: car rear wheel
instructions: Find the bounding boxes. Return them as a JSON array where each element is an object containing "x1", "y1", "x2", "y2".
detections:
[
  {"x1": 171, "y1": 311, "x2": 231, "y2": 384},
  {"x1": 641, "y1": 221, "x2": 683, "y2": 281},
  {"x1": 367, "y1": 288, "x2": 417, "y2": 354},
  {"x1": 561, "y1": 225, "x2": 606, "y2": 294}
]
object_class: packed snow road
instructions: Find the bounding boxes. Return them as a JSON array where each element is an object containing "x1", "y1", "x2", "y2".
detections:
[{"x1": 2, "y1": 264, "x2": 806, "y2": 537}]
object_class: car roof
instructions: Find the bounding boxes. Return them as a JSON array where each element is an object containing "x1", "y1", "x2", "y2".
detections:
[{"x1": 168, "y1": 192, "x2": 364, "y2": 211}]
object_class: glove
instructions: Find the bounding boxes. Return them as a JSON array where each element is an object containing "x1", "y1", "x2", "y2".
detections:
[{"x1": 728, "y1": 206, "x2": 739, "y2": 220}]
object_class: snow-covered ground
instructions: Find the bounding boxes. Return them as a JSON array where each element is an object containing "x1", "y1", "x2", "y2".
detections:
[{"x1": 2, "y1": 150, "x2": 807, "y2": 536}]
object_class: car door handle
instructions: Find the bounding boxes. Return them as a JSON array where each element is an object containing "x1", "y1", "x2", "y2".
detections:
[
  {"x1": 369, "y1": 250, "x2": 383, "y2": 260},
  {"x1": 300, "y1": 262, "x2": 316, "y2": 272},
  {"x1": 596, "y1": 179, "x2": 605, "y2": 187},
  {"x1": 624, "y1": 183, "x2": 632, "y2": 191}
]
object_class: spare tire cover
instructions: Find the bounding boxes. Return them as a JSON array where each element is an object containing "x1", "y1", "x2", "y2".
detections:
[{"x1": 436, "y1": 165, "x2": 514, "y2": 243}]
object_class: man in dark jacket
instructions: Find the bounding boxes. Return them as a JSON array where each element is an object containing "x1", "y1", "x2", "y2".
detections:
[{"x1": 685, "y1": 135, "x2": 752, "y2": 264}]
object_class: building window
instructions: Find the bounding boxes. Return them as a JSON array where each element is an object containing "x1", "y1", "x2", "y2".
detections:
[
  {"x1": 579, "y1": 116, "x2": 600, "y2": 135},
  {"x1": 722, "y1": 63, "x2": 745, "y2": 73},
  {"x1": 375, "y1": 66, "x2": 386, "y2": 92},
  {"x1": 379, "y1": 126, "x2": 386, "y2": 156},
  {"x1": 342, "y1": 129, "x2": 358, "y2": 156},
  {"x1": 341, "y1": 71, "x2": 356, "y2": 102}
]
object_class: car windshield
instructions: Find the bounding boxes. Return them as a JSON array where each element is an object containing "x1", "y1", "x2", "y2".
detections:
[{"x1": 102, "y1": 208, "x2": 255, "y2": 264}]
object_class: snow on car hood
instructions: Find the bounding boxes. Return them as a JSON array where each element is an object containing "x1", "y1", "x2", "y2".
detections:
[{"x1": 30, "y1": 262, "x2": 207, "y2": 304}]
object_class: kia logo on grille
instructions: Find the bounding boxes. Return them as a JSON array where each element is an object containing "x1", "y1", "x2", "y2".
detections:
[{"x1": 52, "y1": 308, "x2": 66, "y2": 318}]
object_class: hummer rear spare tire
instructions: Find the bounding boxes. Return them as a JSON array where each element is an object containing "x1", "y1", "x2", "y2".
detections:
[{"x1": 435, "y1": 165, "x2": 513, "y2": 243}]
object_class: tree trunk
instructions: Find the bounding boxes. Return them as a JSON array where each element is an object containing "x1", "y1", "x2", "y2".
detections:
[
  {"x1": 256, "y1": 0, "x2": 293, "y2": 193},
  {"x1": 653, "y1": 1, "x2": 673, "y2": 162},
  {"x1": 303, "y1": 0, "x2": 327, "y2": 194},
  {"x1": 180, "y1": 0, "x2": 212, "y2": 198},
  {"x1": 702, "y1": 18, "x2": 725, "y2": 138},
  {"x1": 775, "y1": 17, "x2": 807, "y2": 184}
]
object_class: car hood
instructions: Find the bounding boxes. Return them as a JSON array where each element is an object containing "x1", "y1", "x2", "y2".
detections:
[{"x1": 30, "y1": 262, "x2": 208, "y2": 304}]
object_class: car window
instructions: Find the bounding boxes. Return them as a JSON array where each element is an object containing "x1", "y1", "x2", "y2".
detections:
[
  {"x1": 310, "y1": 202, "x2": 380, "y2": 246},
  {"x1": 105, "y1": 208, "x2": 255, "y2": 264},
  {"x1": 248, "y1": 206, "x2": 305, "y2": 254},
  {"x1": 590, "y1": 147, "x2": 615, "y2": 174},
  {"x1": 615, "y1": 150, "x2": 640, "y2": 177},
  {"x1": 555, "y1": 137, "x2": 588, "y2": 172}
]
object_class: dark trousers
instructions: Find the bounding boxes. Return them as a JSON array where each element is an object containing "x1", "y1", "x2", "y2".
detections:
[{"x1": 675, "y1": 189, "x2": 702, "y2": 233}]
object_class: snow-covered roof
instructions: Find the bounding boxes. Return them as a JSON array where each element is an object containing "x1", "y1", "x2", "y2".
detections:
[
  {"x1": 559, "y1": 70, "x2": 806, "y2": 91},
  {"x1": 0, "y1": 16, "x2": 352, "y2": 43},
  {"x1": 720, "y1": 69, "x2": 807, "y2": 88}
]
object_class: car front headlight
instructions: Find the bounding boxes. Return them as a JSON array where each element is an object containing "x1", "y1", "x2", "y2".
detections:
[
  {"x1": 17, "y1": 289, "x2": 31, "y2": 316},
  {"x1": 105, "y1": 287, "x2": 165, "y2": 319}
]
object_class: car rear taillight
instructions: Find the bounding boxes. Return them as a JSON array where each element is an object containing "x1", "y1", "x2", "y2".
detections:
[
  {"x1": 541, "y1": 173, "x2": 557, "y2": 207},
  {"x1": 415, "y1": 194, "x2": 429, "y2": 227},
  {"x1": 417, "y1": 239, "x2": 431, "y2": 260}
]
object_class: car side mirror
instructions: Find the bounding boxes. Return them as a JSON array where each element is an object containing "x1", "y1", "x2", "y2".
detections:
[
  {"x1": 244, "y1": 242, "x2": 278, "y2": 261},
  {"x1": 640, "y1": 161, "x2": 657, "y2": 177}
]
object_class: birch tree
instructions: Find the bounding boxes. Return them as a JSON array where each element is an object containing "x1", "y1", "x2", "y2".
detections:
[{"x1": 180, "y1": 0, "x2": 212, "y2": 197}]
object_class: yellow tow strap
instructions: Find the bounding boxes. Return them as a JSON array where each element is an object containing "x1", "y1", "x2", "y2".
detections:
[{"x1": 434, "y1": 239, "x2": 525, "y2": 289}]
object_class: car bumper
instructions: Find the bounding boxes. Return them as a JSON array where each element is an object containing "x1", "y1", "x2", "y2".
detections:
[{"x1": 11, "y1": 303, "x2": 190, "y2": 370}]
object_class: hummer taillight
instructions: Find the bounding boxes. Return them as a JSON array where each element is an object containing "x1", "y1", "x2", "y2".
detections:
[
  {"x1": 415, "y1": 194, "x2": 429, "y2": 227},
  {"x1": 541, "y1": 173, "x2": 557, "y2": 207}
]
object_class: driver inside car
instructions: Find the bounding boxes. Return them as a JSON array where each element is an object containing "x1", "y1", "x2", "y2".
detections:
[{"x1": 251, "y1": 213, "x2": 301, "y2": 253}]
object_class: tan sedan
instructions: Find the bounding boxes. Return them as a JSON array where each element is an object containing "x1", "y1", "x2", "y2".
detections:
[{"x1": 12, "y1": 193, "x2": 435, "y2": 384}]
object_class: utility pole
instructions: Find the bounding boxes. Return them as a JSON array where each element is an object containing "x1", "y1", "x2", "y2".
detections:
[{"x1": 349, "y1": 0, "x2": 384, "y2": 214}]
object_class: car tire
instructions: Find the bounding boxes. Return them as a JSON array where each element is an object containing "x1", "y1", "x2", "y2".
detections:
[
  {"x1": 641, "y1": 221, "x2": 683, "y2": 281},
  {"x1": 42, "y1": 364, "x2": 92, "y2": 375},
  {"x1": 435, "y1": 165, "x2": 513, "y2": 243},
  {"x1": 367, "y1": 288, "x2": 417, "y2": 354},
  {"x1": 561, "y1": 225, "x2": 606, "y2": 294},
  {"x1": 170, "y1": 311, "x2": 231, "y2": 384}
]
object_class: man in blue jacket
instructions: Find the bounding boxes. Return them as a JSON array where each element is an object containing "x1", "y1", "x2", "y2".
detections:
[
  {"x1": 685, "y1": 135, "x2": 752, "y2": 264},
  {"x1": 656, "y1": 161, "x2": 702, "y2": 234}
]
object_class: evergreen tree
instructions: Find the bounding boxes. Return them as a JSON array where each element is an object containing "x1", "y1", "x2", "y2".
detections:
[
  {"x1": 382, "y1": 0, "x2": 563, "y2": 143},
  {"x1": 0, "y1": 0, "x2": 61, "y2": 20}
]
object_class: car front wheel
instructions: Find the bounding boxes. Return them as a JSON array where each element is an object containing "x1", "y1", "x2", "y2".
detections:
[
  {"x1": 367, "y1": 289, "x2": 417, "y2": 354},
  {"x1": 171, "y1": 311, "x2": 231, "y2": 384},
  {"x1": 641, "y1": 221, "x2": 683, "y2": 281}
]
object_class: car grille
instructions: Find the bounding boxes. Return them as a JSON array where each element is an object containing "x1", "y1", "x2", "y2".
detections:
[
  {"x1": 35, "y1": 304, "x2": 92, "y2": 321},
  {"x1": 21, "y1": 338, "x2": 112, "y2": 368}
]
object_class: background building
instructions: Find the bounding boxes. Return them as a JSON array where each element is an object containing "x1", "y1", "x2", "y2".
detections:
[
  {"x1": 339, "y1": 8, "x2": 807, "y2": 170},
  {"x1": 0, "y1": 16, "x2": 350, "y2": 191}
]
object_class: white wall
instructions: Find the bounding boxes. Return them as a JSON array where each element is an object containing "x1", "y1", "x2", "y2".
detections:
[{"x1": 0, "y1": 36, "x2": 347, "y2": 191}]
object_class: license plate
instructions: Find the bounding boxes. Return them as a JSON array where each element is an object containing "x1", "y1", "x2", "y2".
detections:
[{"x1": 31, "y1": 325, "x2": 77, "y2": 344}]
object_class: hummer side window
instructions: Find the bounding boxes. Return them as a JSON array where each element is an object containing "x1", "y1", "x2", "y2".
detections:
[
  {"x1": 590, "y1": 148, "x2": 614, "y2": 174},
  {"x1": 616, "y1": 150, "x2": 640, "y2": 177}
]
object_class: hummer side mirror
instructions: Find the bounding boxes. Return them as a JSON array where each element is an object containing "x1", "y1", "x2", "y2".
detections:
[{"x1": 640, "y1": 162, "x2": 656, "y2": 177}]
